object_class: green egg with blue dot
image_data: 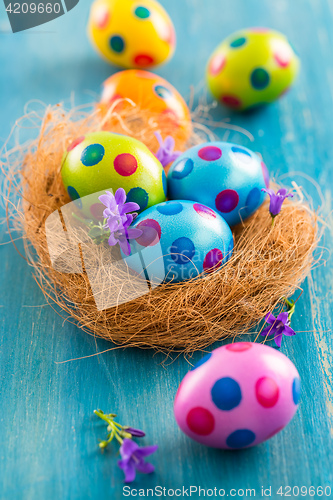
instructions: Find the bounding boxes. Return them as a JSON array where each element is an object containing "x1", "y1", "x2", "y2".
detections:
[
  {"x1": 61, "y1": 131, "x2": 166, "y2": 220},
  {"x1": 207, "y1": 28, "x2": 300, "y2": 110}
]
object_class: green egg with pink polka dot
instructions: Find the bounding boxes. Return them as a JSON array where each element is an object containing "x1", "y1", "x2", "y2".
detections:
[{"x1": 61, "y1": 131, "x2": 166, "y2": 219}]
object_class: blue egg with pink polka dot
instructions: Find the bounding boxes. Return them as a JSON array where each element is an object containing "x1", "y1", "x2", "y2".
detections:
[
  {"x1": 122, "y1": 200, "x2": 234, "y2": 283},
  {"x1": 167, "y1": 141, "x2": 270, "y2": 227}
]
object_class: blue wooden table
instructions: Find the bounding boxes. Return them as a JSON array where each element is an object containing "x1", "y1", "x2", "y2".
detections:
[{"x1": 0, "y1": 1, "x2": 332, "y2": 499}]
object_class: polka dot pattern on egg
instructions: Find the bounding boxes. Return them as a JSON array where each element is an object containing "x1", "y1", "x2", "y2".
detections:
[
  {"x1": 88, "y1": 0, "x2": 175, "y2": 70},
  {"x1": 134, "y1": 6, "x2": 150, "y2": 19},
  {"x1": 171, "y1": 237, "x2": 196, "y2": 265},
  {"x1": 211, "y1": 377, "x2": 242, "y2": 411},
  {"x1": 231, "y1": 146, "x2": 252, "y2": 164},
  {"x1": 191, "y1": 353, "x2": 212, "y2": 371},
  {"x1": 292, "y1": 377, "x2": 301, "y2": 405},
  {"x1": 94, "y1": 6, "x2": 109, "y2": 29},
  {"x1": 198, "y1": 146, "x2": 222, "y2": 161},
  {"x1": 171, "y1": 158, "x2": 194, "y2": 179},
  {"x1": 81, "y1": 144, "x2": 105, "y2": 167},
  {"x1": 221, "y1": 95, "x2": 242, "y2": 108},
  {"x1": 186, "y1": 407, "x2": 215, "y2": 436},
  {"x1": 226, "y1": 238, "x2": 234, "y2": 260},
  {"x1": 226, "y1": 342, "x2": 252, "y2": 352},
  {"x1": 168, "y1": 141, "x2": 268, "y2": 227},
  {"x1": 193, "y1": 203, "x2": 216, "y2": 220},
  {"x1": 157, "y1": 201, "x2": 183, "y2": 215},
  {"x1": 174, "y1": 342, "x2": 301, "y2": 449},
  {"x1": 209, "y1": 53, "x2": 226, "y2": 76},
  {"x1": 273, "y1": 41, "x2": 292, "y2": 68},
  {"x1": 226, "y1": 429, "x2": 256, "y2": 448},
  {"x1": 61, "y1": 131, "x2": 166, "y2": 217},
  {"x1": 162, "y1": 171, "x2": 167, "y2": 196},
  {"x1": 261, "y1": 161, "x2": 270, "y2": 188},
  {"x1": 136, "y1": 219, "x2": 161, "y2": 247},
  {"x1": 127, "y1": 200, "x2": 233, "y2": 283},
  {"x1": 134, "y1": 54, "x2": 154, "y2": 66},
  {"x1": 255, "y1": 377, "x2": 279, "y2": 408},
  {"x1": 251, "y1": 67, "x2": 270, "y2": 90},
  {"x1": 215, "y1": 189, "x2": 239, "y2": 213},
  {"x1": 230, "y1": 36, "x2": 246, "y2": 48},
  {"x1": 67, "y1": 136, "x2": 85, "y2": 152},
  {"x1": 67, "y1": 186, "x2": 82, "y2": 208},
  {"x1": 126, "y1": 187, "x2": 149, "y2": 211},
  {"x1": 154, "y1": 85, "x2": 172, "y2": 99},
  {"x1": 206, "y1": 29, "x2": 300, "y2": 110},
  {"x1": 110, "y1": 35, "x2": 125, "y2": 53},
  {"x1": 246, "y1": 187, "x2": 261, "y2": 213},
  {"x1": 114, "y1": 153, "x2": 138, "y2": 176},
  {"x1": 203, "y1": 248, "x2": 223, "y2": 273},
  {"x1": 89, "y1": 203, "x2": 105, "y2": 221}
]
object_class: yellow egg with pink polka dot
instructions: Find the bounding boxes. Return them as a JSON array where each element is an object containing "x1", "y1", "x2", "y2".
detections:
[
  {"x1": 206, "y1": 28, "x2": 300, "y2": 111},
  {"x1": 87, "y1": 0, "x2": 176, "y2": 69},
  {"x1": 61, "y1": 132, "x2": 167, "y2": 219}
]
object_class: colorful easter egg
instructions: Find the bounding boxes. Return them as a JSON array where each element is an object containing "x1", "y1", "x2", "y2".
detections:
[
  {"x1": 174, "y1": 342, "x2": 301, "y2": 449},
  {"x1": 61, "y1": 132, "x2": 166, "y2": 219},
  {"x1": 167, "y1": 141, "x2": 269, "y2": 227},
  {"x1": 99, "y1": 70, "x2": 192, "y2": 145},
  {"x1": 206, "y1": 28, "x2": 300, "y2": 110},
  {"x1": 123, "y1": 200, "x2": 234, "y2": 283},
  {"x1": 88, "y1": 0, "x2": 175, "y2": 69}
]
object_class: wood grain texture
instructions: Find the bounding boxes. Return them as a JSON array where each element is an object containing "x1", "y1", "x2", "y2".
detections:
[{"x1": 0, "y1": 0, "x2": 332, "y2": 499}]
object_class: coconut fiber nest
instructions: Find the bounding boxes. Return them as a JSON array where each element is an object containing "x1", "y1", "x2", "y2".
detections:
[{"x1": 2, "y1": 102, "x2": 319, "y2": 353}]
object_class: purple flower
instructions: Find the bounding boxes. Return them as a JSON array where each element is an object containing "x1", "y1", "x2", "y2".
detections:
[
  {"x1": 106, "y1": 217, "x2": 142, "y2": 256},
  {"x1": 99, "y1": 188, "x2": 140, "y2": 228},
  {"x1": 118, "y1": 438, "x2": 158, "y2": 483},
  {"x1": 99, "y1": 188, "x2": 142, "y2": 255},
  {"x1": 261, "y1": 311, "x2": 296, "y2": 348},
  {"x1": 262, "y1": 188, "x2": 293, "y2": 218},
  {"x1": 123, "y1": 427, "x2": 146, "y2": 438},
  {"x1": 154, "y1": 132, "x2": 181, "y2": 168}
]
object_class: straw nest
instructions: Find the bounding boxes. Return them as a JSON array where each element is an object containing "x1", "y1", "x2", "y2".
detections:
[{"x1": 1, "y1": 101, "x2": 319, "y2": 353}]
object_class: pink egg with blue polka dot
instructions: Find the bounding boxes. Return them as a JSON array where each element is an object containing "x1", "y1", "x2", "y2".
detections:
[
  {"x1": 168, "y1": 142, "x2": 269, "y2": 227},
  {"x1": 174, "y1": 342, "x2": 301, "y2": 449},
  {"x1": 61, "y1": 131, "x2": 166, "y2": 220},
  {"x1": 124, "y1": 200, "x2": 233, "y2": 283}
]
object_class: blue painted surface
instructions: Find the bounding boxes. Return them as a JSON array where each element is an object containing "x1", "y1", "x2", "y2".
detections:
[{"x1": 0, "y1": 1, "x2": 332, "y2": 499}]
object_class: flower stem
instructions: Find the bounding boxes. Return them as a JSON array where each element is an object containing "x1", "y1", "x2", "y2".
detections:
[
  {"x1": 71, "y1": 212, "x2": 91, "y2": 226},
  {"x1": 94, "y1": 410, "x2": 125, "y2": 449},
  {"x1": 284, "y1": 297, "x2": 296, "y2": 321},
  {"x1": 114, "y1": 433, "x2": 124, "y2": 445}
]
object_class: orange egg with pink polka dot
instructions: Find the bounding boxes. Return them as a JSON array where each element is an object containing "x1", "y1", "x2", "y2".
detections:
[
  {"x1": 99, "y1": 70, "x2": 192, "y2": 144},
  {"x1": 61, "y1": 131, "x2": 166, "y2": 219},
  {"x1": 87, "y1": 0, "x2": 176, "y2": 69}
]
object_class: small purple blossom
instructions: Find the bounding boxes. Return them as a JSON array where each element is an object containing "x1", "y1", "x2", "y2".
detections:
[
  {"x1": 106, "y1": 217, "x2": 142, "y2": 256},
  {"x1": 118, "y1": 439, "x2": 158, "y2": 483},
  {"x1": 262, "y1": 188, "x2": 293, "y2": 218},
  {"x1": 261, "y1": 311, "x2": 296, "y2": 348},
  {"x1": 154, "y1": 132, "x2": 181, "y2": 168},
  {"x1": 124, "y1": 427, "x2": 146, "y2": 438},
  {"x1": 99, "y1": 188, "x2": 140, "y2": 227},
  {"x1": 99, "y1": 188, "x2": 142, "y2": 255}
]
